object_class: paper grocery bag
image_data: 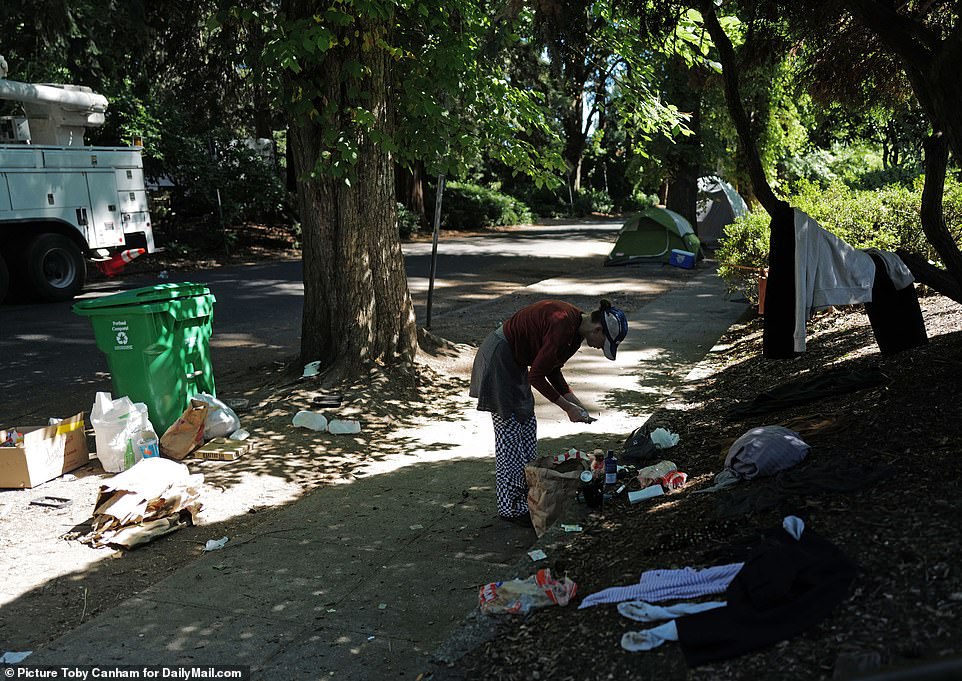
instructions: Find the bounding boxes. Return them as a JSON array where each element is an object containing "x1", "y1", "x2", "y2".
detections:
[
  {"x1": 524, "y1": 456, "x2": 588, "y2": 537},
  {"x1": 160, "y1": 400, "x2": 208, "y2": 461}
]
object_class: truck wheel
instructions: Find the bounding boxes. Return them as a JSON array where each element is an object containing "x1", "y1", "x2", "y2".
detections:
[
  {"x1": 24, "y1": 233, "x2": 86, "y2": 302},
  {"x1": 0, "y1": 253, "x2": 8, "y2": 304}
]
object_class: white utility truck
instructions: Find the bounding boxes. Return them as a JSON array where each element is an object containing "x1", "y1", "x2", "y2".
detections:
[{"x1": 0, "y1": 56, "x2": 155, "y2": 302}]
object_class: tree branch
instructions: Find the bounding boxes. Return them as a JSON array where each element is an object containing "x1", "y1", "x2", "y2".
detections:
[
  {"x1": 912, "y1": 132, "x2": 962, "y2": 300},
  {"x1": 699, "y1": 0, "x2": 780, "y2": 215},
  {"x1": 895, "y1": 249, "x2": 962, "y2": 304},
  {"x1": 841, "y1": 0, "x2": 939, "y2": 56}
]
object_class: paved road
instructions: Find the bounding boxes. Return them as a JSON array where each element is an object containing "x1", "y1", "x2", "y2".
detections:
[{"x1": 0, "y1": 221, "x2": 620, "y2": 424}]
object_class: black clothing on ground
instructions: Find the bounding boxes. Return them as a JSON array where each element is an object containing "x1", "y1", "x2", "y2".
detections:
[
  {"x1": 727, "y1": 366, "x2": 891, "y2": 419},
  {"x1": 676, "y1": 524, "x2": 856, "y2": 667}
]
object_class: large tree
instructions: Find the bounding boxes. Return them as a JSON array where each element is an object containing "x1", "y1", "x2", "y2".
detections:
[
  {"x1": 698, "y1": 0, "x2": 962, "y2": 302},
  {"x1": 269, "y1": 1, "x2": 565, "y2": 376}
]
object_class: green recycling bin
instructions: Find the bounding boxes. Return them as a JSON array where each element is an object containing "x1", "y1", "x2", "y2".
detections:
[{"x1": 74, "y1": 282, "x2": 217, "y2": 434}]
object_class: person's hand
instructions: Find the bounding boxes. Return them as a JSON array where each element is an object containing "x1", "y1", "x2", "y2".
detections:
[{"x1": 564, "y1": 402, "x2": 596, "y2": 423}]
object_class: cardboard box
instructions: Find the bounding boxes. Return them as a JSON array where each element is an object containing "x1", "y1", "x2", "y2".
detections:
[
  {"x1": 0, "y1": 413, "x2": 90, "y2": 488},
  {"x1": 669, "y1": 249, "x2": 696, "y2": 269},
  {"x1": 193, "y1": 437, "x2": 251, "y2": 461}
]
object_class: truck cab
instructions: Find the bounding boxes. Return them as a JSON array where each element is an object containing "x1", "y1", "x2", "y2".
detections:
[{"x1": 0, "y1": 57, "x2": 156, "y2": 303}]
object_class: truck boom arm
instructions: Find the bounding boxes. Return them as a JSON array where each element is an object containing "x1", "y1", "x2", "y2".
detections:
[{"x1": 0, "y1": 71, "x2": 108, "y2": 145}]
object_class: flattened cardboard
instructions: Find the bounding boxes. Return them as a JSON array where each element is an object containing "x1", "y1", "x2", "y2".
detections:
[
  {"x1": 0, "y1": 413, "x2": 90, "y2": 488},
  {"x1": 193, "y1": 437, "x2": 251, "y2": 461}
]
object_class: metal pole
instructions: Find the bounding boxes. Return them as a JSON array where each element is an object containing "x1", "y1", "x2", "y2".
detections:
[{"x1": 425, "y1": 173, "x2": 445, "y2": 329}]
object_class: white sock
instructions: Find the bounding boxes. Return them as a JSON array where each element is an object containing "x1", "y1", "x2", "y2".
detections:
[
  {"x1": 617, "y1": 599, "x2": 726, "y2": 622},
  {"x1": 621, "y1": 621, "x2": 679, "y2": 652}
]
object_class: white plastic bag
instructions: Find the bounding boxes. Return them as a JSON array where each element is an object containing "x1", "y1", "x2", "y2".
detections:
[
  {"x1": 650, "y1": 427, "x2": 680, "y2": 449},
  {"x1": 190, "y1": 393, "x2": 241, "y2": 440},
  {"x1": 90, "y1": 392, "x2": 154, "y2": 473}
]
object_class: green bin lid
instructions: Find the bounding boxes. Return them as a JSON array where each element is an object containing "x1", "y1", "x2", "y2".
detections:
[{"x1": 73, "y1": 282, "x2": 212, "y2": 311}]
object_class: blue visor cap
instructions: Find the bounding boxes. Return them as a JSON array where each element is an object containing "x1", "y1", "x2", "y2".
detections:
[{"x1": 602, "y1": 307, "x2": 628, "y2": 360}]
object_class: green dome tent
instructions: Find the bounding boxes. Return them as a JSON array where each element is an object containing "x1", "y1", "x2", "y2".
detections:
[{"x1": 605, "y1": 207, "x2": 702, "y2": 266}]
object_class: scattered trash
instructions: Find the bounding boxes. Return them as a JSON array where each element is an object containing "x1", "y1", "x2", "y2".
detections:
[
  {"x1": 649, "y1": 428, "x2": 680, "y2": 449},
  {"x1": 91, "y1": 392, "x2": 154, "y2": 472},
  {"x1": 328, "y1": 419, "x2": 361, "y2": 435},
  {"x1": 136, "y1": 430, "x2": 160, "y2": 459},
  {"x1": 190, "y1": 393, "x2": 242, "y2": 439},
  {"x1": 312, "y1": 393, "x2": 343, "y2": 408},
  {"x1": 78, "y1": 457, "x2": 204, "y2": 550},
  {"x1": 158, "y1": 270, "x2": 169, "y2": 280},
  {"x1": 409, "y1": 524, "x2": 424, "y2": 530},
  {"x1": 0, "y1": 503, "x2": 11, "y2": 519},
  {"x1": 378, "y1": 603, "x2": 388, "y2": 610},
  {"x1": 302, "y1": 361, "x2": 321, "y2": 378},
  {"x1": 0, "y1": 412, "x2": 88, "y2": 488},
  {"x1": 193, "y1": 437, "x2": 251, "y2": 461},
  {"x1": 561, "y1": 524, "x2": 583, "y2": 532},
  {"x1": 228, "y1": 428, "x2": 250, "y2": 441},
  {"x1": 0, "y1": 651, "x2": 32, "y2": 664},
  {"x1": 160, "y1": 400, "x2": 208, "y2": 461},
  {"x1": 62, "y1": 474, "x2": 77, "y2": 481},
  {"x1": 552, "y1": 448, "x2": 590, "y2": 465},
  {"x1": 479, "y1": 568, "x2": 578, "y2": 615},
  {"x1": 526, "y1": 454, "x2": 590, "y2": 537},
  {"x1": 528, "y1": 549, "x2": 548, "y2": 561},
  {"x1": 327, "y1": 608, "x2": 337, "y2": 613},
  {"x1": 224, "y1": 398, "x2": 250, "y2": 413},
  {"x1": 367, "y1": 636, "x2": 375, "y2": 641},
  {"x1": 2, "y1": 428, "x2": 23, "y2": 447},
  {"x1": 662, "y1": 470, "x2": 688, "y2": 490},
  {"x1": 636, "y1": 461, "x2": 677, "y2": 487},
  {"x1": 292, "y1": 410, "x2": 328, "y2": 431},
  {"x1": 628, "y1": 485, "x2": 664, "y2": 504},
  {"x1": 204, "y1": 536, "x2": 229, "y2": 552},
  {"x1": 29, "y1": 496, "x2": 72, "y2": 509}
]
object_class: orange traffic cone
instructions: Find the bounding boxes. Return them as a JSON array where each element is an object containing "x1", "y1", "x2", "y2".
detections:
[{"x1": 96, "y1": 248, "x2": 145, "y2": 277}]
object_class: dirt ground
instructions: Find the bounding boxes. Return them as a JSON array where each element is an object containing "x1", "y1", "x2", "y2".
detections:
[
  {"x1": 3, "y1": 222, "x2": 961, "y2": 681},
  {"x1": 0, "y1": 220, "x2": 673, "y2": 656},
  {"x1": 436, "y1": 294, "x2": 962, "y2": 681}
]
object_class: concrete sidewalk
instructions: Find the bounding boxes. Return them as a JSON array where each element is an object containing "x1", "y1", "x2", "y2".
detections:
[{"x1": 25, "y1": 264, "x2": 748, "y2": 678}]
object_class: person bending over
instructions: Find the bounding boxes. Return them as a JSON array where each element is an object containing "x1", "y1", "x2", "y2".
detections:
[{"x1": 469, "y1": 298, "x2": 628, "y2": 525}]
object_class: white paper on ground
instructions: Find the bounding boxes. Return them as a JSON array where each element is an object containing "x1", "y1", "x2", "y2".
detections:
[{"x1": 628, "y1": 485, "x2": 664, "y2": 504}]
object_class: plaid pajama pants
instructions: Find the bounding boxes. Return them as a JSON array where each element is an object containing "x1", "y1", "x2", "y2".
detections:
[{"x1": 491, "y1": 412, "x2": 538, "y2": 518}]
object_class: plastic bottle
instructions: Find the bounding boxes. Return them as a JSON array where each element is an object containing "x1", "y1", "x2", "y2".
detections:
[
  {"x1": 604, "y1": 450, "x2": 618, "y2": 486},
  {"x1": 637, "y1": 460, "x2": 677, "y2": 487}
]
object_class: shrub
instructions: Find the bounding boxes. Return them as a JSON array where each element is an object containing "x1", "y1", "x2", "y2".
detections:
[
  {"x1": 506, "y1": 185, "x2": 570, "y2": 218},
  {"x1": 715, "y1": 211, "x2": 771, "y2": 302},
  {"x1": 438, "y1": 182, "x2": 534, "y2": 229},
  {"x1": 716, "y1": 176, "x2": 962, "y2": 300},
  {"x1": 572, "y1": 189, "x2": 614, "y2": 216},
  {"x1": 396, "y1": 203, "x2": 420, "y2": 239},
  {"x1": 622, "y1": 190, "x2": 658, "y2": 213}
]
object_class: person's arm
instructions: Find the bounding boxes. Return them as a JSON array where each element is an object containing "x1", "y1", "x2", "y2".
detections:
[{"x1": 531, "y1": 361, "x2": 592, "y2": 423}]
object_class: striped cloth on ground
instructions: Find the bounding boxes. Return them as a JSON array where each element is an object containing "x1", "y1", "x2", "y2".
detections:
[{"x1": 578, "y1": 562, "x2": 744, "y2": 609}]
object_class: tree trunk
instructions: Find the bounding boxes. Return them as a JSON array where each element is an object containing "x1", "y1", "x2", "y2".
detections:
[
  {"x1": 284, "y1": 7, "x2": 417, "y2": 378},
  {"x1": 395, "y1": 160, "x2": 428, "y2": 227},
  {"x1": 903, "y1": 133, "x2": 962, "y2": 303},
  {"x1": 700, "y1": 2, "x2": 781, "y2": 217},
  {"x1": 665, "y1": 58, "x2": 703, "y2": 230},
  {"x1": 840, "y1": 0, "x2": 962, "y2": 300},
  {"x1": 562, "y1": 92, "x2": 586, "y2": 193}
]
